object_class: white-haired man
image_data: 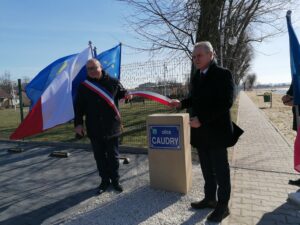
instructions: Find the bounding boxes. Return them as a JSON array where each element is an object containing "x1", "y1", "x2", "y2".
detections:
[{"x1": 171, "y1": 41, "x2": 243, "y2": 222}]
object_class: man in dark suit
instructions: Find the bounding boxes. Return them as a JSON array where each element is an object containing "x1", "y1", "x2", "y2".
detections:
[
  {"x1": 171, "y1": 41, "x2": 242, "y2": 222},
  {"x1": 282, "y1": 84, "x2": 297, "y2": 131},
  {"x1": 282, "y1": 83, "x2": 300, "y2": 187},
  {"x1": 74, "y1": 58, "x2": 132, "y2": 194}
]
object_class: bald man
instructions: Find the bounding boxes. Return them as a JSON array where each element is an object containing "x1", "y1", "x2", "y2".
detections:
[{"x1": 74, "y1": 59, "x2": 131, "y2": 194}]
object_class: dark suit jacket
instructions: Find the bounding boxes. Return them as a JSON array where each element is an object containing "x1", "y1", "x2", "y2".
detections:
[
  {"x1": 181, "y1": 62, "x2": 242, "y2": 148},
  {"x1": 74, "y1": 71, "x2": 127, "y2": 139}
]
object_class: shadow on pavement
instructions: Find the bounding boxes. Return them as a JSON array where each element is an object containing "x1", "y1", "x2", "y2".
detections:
[
  {"x1": 0, "y1": 188, "x2": 97, "y2": 225},
  {"x1": 257, "y1": 195, "x2": 300, "y2": 225},
  {"x1": 65, "y1": 186, "x2": 182, "y2": 225}
]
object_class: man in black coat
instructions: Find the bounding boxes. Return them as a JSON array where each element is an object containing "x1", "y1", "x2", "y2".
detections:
[
  {"x1": 282, "y1": 83, "x2": 300, "y2": 187},
  {"x1": 74, "y1": 58, "x2": 131, "y2": 194},
  {"x1": 282, "y1": 84, "x2": 297, "y2": 131},
  {"x1": 171, "y1": 41, "x2": 242, "y2": 223}
]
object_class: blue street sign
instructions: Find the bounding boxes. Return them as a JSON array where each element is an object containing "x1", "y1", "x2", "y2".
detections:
[{"x1": 149, "y1": 125, "x2": 181, "y2": 150}]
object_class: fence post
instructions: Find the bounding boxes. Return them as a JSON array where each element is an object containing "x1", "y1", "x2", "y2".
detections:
[{"x1": 18, "y1": 79, "x2": 24, "y2": 122}]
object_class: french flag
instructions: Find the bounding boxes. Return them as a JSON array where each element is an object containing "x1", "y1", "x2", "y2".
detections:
[{"x1": 10, "y1": 47, "x2": 92, "y2": 140}]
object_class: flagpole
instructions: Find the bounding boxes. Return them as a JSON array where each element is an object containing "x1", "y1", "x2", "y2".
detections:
[
  {"x1": 119, "y1": 42, "x2": 122, "y2": 80},
  {"x1": 88, "y1": 41, "x2": 95, "y2": 58},
  {"x1": 93, "y1": 46, "x2": 97, "y2": 58}
]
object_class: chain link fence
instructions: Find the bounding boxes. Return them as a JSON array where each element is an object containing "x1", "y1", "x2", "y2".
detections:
[
  {"x1": 119, "y1": 57, "x2": 192, "y2": 147},
  {"x1": 0, "y1": 57, "x2": 193, "y2": 148}
]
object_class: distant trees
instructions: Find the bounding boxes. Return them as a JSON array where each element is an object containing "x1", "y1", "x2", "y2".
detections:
[
  {"x1": 243, "y1": 73, "x2": 257, "y2": 90},
  {"x1": 0, "y1": 71, "x2": 13, "y2": 94}
]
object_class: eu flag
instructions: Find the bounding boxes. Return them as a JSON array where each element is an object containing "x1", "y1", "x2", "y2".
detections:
[{"x1": 97, "y1": 43, "x2": 121, "y2": 80}]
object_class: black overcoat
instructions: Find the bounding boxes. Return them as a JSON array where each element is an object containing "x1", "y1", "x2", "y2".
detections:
[{"x1": 181, "y1": 62, "x2": 243, "y2": 148}]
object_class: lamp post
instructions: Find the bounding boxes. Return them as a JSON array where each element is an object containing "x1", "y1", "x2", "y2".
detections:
[{"x1": 220, "y1": 33, "x2": 224, "y2": 67}]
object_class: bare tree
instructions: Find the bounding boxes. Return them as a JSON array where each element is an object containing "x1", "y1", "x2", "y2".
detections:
[
  {"x1": 0, "y1": 71, "x2": 13, "y2": 94},
  {"x1": 22, "y1": 76, "x2": 31, "y2": 84},
  {"x1": 119, "y1": 0, "x2": 196, "y2": 58},
  {"x1": 244, "y1": 73, "x2": 257, "y2": 90},
  {"x1": 119, "y1": 0, "x2": 296, "y2": 84}
]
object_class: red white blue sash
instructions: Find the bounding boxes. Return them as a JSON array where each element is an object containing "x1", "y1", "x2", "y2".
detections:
[
  {"x1": 82, "y1": 80, "x2": 173, "y2": 118},
  {"x1": 128, "y1": 91, "x2": 172, "y2": 107},
  {"x1": 82, "y1": 80, "x2": 121, "y2": 119}
]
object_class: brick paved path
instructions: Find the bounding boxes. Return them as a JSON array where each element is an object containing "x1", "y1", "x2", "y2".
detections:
[{"x1": 223, "y1": 91, "x2": 300, "y2": 225}]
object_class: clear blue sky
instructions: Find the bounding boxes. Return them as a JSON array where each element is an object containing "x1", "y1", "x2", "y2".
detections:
[
  {"x1": 0, "y1": 0, "x2": 299, "y2": 84},
  {"x1": 252, "y1": 7, "x2": 300, "y2": 85}
]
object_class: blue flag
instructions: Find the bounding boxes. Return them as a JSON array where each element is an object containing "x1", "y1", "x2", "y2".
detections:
[
  {"x1": 26, "y1": 44, "x2": 122, "y2": 108},
  {"x1": 287, "y1": 10, "x2": 300, "y2": 105},
  {"x1": 97, "y1": 43, "x2": 121, "y2": 80}
]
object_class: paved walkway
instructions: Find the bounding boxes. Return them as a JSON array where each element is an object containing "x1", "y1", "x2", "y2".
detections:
[
  {"x1": 223, "y1": 91, "x2": 300, "y2": 225},
  {"x1": 0, "y1": 91, "x2": 299, "y2": 225}
]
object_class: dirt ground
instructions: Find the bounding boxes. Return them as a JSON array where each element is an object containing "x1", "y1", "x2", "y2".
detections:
[{"x1": 246, "y1": 90, "x2": 296, "y2": 145}]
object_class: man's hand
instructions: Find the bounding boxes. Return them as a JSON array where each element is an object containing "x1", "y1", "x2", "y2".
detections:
[
  {"x1": 282, "y1": 95, "x2": 293, "y2": 106},
  {"x1": 124, "y1": 94, "x2": 133, "y2": 100},
  {"x1": 75, "y1": 125, "x2": 85, "y2": 137},
  {"x1": 170, "y1": 99, "x2": 181, "y2": 109},
  {"x1": 190, "y1": 117, "x2": 201, "y2": 128}
]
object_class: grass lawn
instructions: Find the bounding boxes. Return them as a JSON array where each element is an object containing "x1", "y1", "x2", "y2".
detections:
[
  {"x1": 0, "y1": 98, "x2": 239, "y2": 148},
  {"x1": 0, "y1": 100, "x2": 176, "y2": 147},
  {"x1": 231, "y1": 98, "x2": 239, "y2": 124}
]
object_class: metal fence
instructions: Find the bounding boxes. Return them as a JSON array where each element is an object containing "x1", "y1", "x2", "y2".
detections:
[{"x1": 119, "y1": 57, "x2": 192, "y2": 147}]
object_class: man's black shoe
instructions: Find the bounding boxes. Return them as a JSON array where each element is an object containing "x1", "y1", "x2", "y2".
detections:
[
  {"x1": 112, "y1": 181, "x2": 123, "y2": 192},
  {"x1": 191, "y1": 199, "x2": 217, "y2": 209},
  {"x1": 98, "y1": 181, "x2": 110, "y2": 194},
  {"x1": 207, "y1": 205, "x2": 230, "y2": 222},
  {"x1": 289, "y1": 179, "x2": 300, "y2": 187}
]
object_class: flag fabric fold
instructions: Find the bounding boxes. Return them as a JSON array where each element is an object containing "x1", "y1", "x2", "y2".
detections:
[
  {"x1": 10, "y1": 47, "x2": 92, "y2": 140},
  {"x1": 286, "y1": 10, "x2": 300, "y2": 172},
  {"x1": 25, "y1": 54, "x2": 76, "y2": 108}
]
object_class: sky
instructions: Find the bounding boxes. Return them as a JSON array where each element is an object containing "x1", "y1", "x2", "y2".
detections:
[{"x1": 0, "y1": 0, "x2": 300, "y2": 84}]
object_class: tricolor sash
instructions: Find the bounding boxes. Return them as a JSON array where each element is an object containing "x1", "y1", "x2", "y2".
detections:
[
  {"x1": 82, "y1": 80, "x2": 121, "y2": 119},
  {"x1": 128, "y1": 91, "x2": 172, "y2": 107},
  {"x1": 82, "y1": 80, "x2": 173, "y2": 119}
]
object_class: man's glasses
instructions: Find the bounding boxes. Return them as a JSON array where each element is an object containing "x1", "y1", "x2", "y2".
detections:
[{"x1": 87, "y1": 66, "x2": 99, "y2": 71}]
